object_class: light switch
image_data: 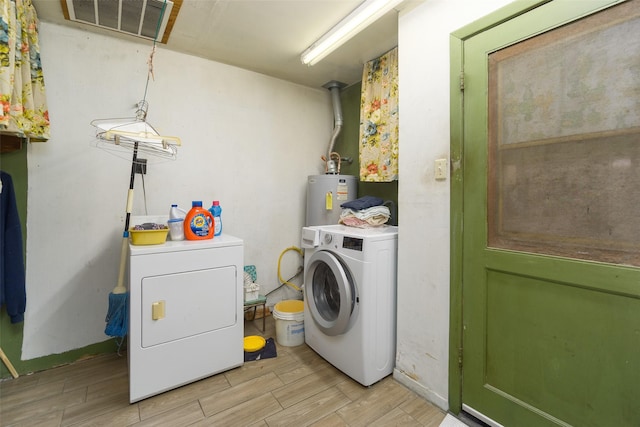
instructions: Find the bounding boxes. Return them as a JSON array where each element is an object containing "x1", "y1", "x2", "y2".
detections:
[
  {"x1": 435, "y1": 159, "x2": 448, "y2": 180},
  {"x1": 152, "y1": 301, "x2": 165, "y2": 320}
]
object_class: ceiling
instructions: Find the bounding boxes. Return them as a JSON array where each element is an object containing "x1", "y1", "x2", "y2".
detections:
[{"x1": 32, "y1": 0, "x2": 415, "y2": 89}]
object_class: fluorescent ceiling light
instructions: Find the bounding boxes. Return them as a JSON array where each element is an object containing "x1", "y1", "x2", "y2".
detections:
[{"x1": 300, "y1": 0, "x2": 403, "y2": 66}]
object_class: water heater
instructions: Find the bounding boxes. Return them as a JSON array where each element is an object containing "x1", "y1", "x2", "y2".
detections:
[{"x1": 306, "y1": 175, "x2": 357, "y2": 226}]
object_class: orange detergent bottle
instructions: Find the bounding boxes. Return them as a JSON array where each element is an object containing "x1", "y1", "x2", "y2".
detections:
[{"x1": 184, "y1": 201, "x2": 214, "y2": 240}]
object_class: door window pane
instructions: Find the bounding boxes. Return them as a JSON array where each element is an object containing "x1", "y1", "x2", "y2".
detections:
[
  {"x1": 312, "y1": 264, "x2": 340, "y2": 321},
  {"x1": 488, "y1": 1, "x2": 640, "y2": 266}
]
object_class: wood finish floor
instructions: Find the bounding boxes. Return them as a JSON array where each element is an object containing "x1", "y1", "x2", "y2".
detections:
[{"x1": 0, "y1": 316, "x2": 446, "y2": 426}]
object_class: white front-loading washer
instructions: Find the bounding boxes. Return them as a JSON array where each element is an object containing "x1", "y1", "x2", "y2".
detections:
[{"x1": 301, "y1": 224, "x2": 398, "y2": 386}]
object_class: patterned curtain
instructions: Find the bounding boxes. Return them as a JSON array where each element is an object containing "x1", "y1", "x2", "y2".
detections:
[
  {"x1": 0, "y1": 0, "x2": 49, "y2": 140},
  {"x1": 359, "y1": 47, "x2": 398, "y2": 182}
]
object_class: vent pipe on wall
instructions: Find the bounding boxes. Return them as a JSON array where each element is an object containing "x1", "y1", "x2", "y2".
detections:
[{"x1": 323, "y1": 81, "x2": 347, "y2": 174}]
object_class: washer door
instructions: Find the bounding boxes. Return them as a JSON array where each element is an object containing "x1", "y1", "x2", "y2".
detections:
[{"x1": 305, "y1": 250, "x2": 356, "y2": 336}]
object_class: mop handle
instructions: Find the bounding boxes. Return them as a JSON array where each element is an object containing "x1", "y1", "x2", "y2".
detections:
[
  {"x1": 112, "y1": 142, "x2": 139, "y2": 295},
  {"x1": 123, "y1": 143, "x2": 139, "y2": 232},
  {"x1": 113, "y1": 237, "x2": 128, "y2": 294}
]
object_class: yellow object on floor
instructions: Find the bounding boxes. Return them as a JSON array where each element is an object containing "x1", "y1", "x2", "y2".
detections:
[
  {"x1": 273, "y1": 300, "x2": 305, "y2": 347},
  {"x1": 243, "y1": 335, "x2": 266, "y2": 352},
  {"x1": 274, "y1": 300, "x2": 304, "y2": 313}
]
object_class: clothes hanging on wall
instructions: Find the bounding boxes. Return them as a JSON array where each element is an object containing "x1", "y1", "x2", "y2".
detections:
[
  {"x1": 0, "y1": 171, "x2": 26, "y2": 323},
  {"x1": 0, "y1": 0, "x2": 50, "y2": 140},
  {"x1": 359, "y1": 47, "x2": 399, "y2": 182}
]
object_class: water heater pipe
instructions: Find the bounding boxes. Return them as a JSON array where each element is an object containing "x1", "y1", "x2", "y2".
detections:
[{"x1": 323, "y1": 81, "x2": 346, "y2": 174}]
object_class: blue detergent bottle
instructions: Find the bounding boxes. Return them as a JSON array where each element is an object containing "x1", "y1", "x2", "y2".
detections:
[{"x1": 209, "y1": 201, "x2": 222, "y2": 236}]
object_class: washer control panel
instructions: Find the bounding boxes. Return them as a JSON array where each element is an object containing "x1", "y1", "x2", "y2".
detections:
[{"x1": 342, "y1": 236, "x2": 363, "y2": 252}]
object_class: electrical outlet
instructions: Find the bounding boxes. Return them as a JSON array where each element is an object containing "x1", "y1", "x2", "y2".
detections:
[{"x1": 134, "y1": 158, "x2": 147, "y2": 175}]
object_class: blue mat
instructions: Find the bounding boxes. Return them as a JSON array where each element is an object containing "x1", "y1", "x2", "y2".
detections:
[{"x1": 244, "y1": 337, "x2": 277, "y2": 362}]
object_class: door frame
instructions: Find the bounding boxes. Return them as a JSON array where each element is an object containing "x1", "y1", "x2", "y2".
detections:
[
  {"x1": 447, "y1": 0, "x2": 628, "y2": 415},
  {"x1": 448, "y1": 0, "x2": 550, "y2": 413}
]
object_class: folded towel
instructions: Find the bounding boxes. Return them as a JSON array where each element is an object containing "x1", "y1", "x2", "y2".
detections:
[
  {"x1": 341, "y1": 217, "x2": 378, "y2": 228},
  {"x1": 340, "y1": 196, "x2": 384, "y2": 210},
  {"x1": 340, "y1": 216, "x2": 389, "y2": 228},
  {"x1": 339, "y1": 205, "x2": 390, "y2": 228},
  {"x1": 340, "y1": 206, "x2": 390, "y2": 220}
]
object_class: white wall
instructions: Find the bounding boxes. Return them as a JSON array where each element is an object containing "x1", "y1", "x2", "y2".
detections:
[
  {"x1": 22, "y1": 3, "x2": 519, "y2": 410},
  {"x1": 395, "y1": 0, "x2": 513, "y2": 410},
  {"x1": 23, "y1": 23, "x2": 332, "y2": 359}
]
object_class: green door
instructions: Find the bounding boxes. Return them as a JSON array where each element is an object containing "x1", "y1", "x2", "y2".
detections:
[{"x1": 453, "y1": 1, "x2": 640, "y2": 425}]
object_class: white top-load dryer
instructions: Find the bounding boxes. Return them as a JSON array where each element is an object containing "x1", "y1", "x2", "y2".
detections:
[
  {"x1": 128, "y1": 234, "x2": 243, "y2": 402},
  {"x1": 301, "y1": 224, "x2": 398, "y2": 386}
]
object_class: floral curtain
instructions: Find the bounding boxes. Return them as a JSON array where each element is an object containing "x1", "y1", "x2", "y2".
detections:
[
  {"x1": 359, "y1": 47, "x2": 398, "y2": 182},
  {"x1": 0, "y1": 0, "x2": 49, "y2": 140}
]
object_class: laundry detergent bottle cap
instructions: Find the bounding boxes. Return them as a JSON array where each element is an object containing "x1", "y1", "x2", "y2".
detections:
[
  {"x1": 209, "y1": 200, "x2": 222, "y2": 236},
  {"x1": 184, "y1": 201, "x2": 214, "y2": 240}
]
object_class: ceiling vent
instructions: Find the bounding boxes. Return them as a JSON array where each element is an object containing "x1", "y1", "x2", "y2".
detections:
[{"x1": 62, "y1": 0, "x2": 180, "y2": 43}]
